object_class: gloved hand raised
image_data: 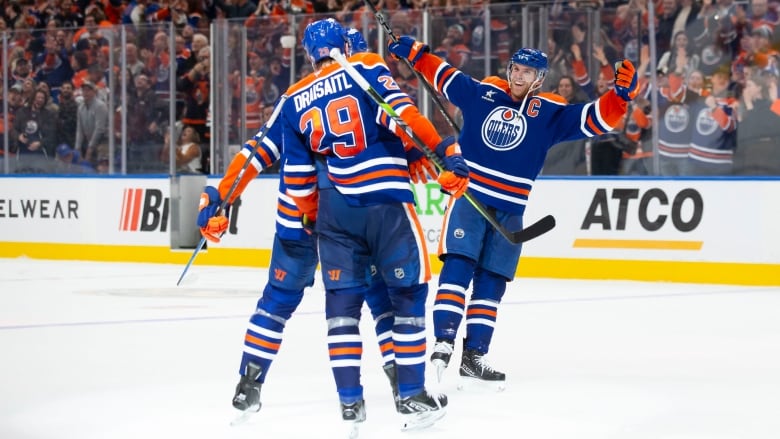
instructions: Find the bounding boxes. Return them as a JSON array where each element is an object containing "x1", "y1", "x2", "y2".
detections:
[
  {"x1": 614, "y1": 59, "x2": 639, "y2": 101},
  {"x1": 435, "y1": 136, "x2": 469, "y2": 198},
  {"x1": 197, "y1": 186, "x2": 229, "y2": 243},
  {"x1": 387, "y1": 36, "x2": 429, "y2": 66}
]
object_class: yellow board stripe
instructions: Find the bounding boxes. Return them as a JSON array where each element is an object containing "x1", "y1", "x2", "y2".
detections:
[
  {"x1": 2, "y1": 242, "x2": 778, "y2": 286},
  {"x1": 573, "y1": 239, "x2": 704, "y2": 250}
]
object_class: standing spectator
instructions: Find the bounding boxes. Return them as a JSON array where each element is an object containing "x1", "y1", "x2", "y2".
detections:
[
  {"x1": 124, "y1": 43, "x2": 146, "y2": 78},
  {"x1": 388, "y1": 35, "x2": 636, "y2": 386},
  {"x1": 13, "y1": 89, "x2": 58, "y2": 158},
  {"x1": 0, "y1": 85, "x2": 25, "y2": 158},
  {"x1": 687, "y1": 69, "x2": 707, "y2": 95},
  {"x1": 734, "y1": 72, "x2": 780, "y2": 174},
  {"x1": 656, "y1": 68, "x2": 700, "y2": 175},
  {"x1": 33, "y1": 36, "x2": 75, "y2": 103},
  {"x1": 671, "y1": 0, "x2": 701, "y2": 37},
  {"x1": 743, "y1": 0, "x2": 780, "y2": 30},
  {"x1": 173, "y1": 35, "x2": 192, "y2": 73},
  {"x1": 56, "y1": 80, "x2": 78, "y2": 149},
  {"x1": 235, "y1": 50, "x2": 268, "y2": 133},
  {"x1": 19, "y1": 78, "x2": 37, "y2": 107},
  {"x1": 432, "y1": 24, "x2": 472, "y2": 70},
  {"x1": 10, "y1": 58, "x2": 34, "y2": 87},
  {"x1": 657, "y1": 31, "x2": 700, "y2": 79},
  {"x1": 74, "y1": 80, "x2": 109, "y2": 172},
  {"x1": 183, "y1": 33, "x2": 209, "y2": 73},
  {"x1": 216, "y1": 0, "x2": 258, "y2": 19},
  {"x1": 144, "y1": 30, "x2": 175, "y2": 112},
  {"x1": 125, "y1": 73, "x2": 164, "y2": 172},
  {"x1": 177, "y1": 46, "x2": 211, "y2": 164},
  {"x1": 687, "y1": 67, "x2": 737, "y2": 175},
  {"x1": 54, "y1": 0, "x2": 84, "y2": 28},
  {"x1": 36, "y1": 82, "x2": 59, "y2": 113},
  {"x1": 656, "y1": 0, "x2": 682, "y2": 58}
]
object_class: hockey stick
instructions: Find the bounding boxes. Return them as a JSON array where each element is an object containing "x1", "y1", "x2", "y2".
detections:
[
  {"x1": 176, "y1": 95, "x2": 289, "y2": 286},
  {"x1": 330, "y1": 48, "x2": 555, "y2": 244},
  {"x1": 363, "y1": 0, "x2": 462, "y2": 135}
]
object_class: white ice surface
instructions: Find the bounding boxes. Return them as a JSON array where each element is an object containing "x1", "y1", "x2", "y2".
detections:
[{"x1": 1, "y1": 258, "x2": 779, "y2": 439}]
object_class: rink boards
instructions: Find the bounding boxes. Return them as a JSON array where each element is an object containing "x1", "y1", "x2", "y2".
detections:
[{"x1": 0, "y1": 175, "x2": 778, "y2": 286}]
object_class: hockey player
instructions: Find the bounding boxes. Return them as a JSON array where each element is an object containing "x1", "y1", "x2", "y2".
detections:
[
  {"x1": 388, "y1": 37, "x2": 638, "y2": 387},
  {"x1": 280, "y1": 19, "x2": 469, "y2": 431},
  {"x1": 197, "y1": 94, "x2": 425, "y2": 422}
]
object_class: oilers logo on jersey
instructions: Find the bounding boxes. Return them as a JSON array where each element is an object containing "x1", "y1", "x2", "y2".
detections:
[
  {"x1": 482, "y1": 106, "x2": 527, "y2": 151},
  {"x1": 664, "y1": 105, "x2": 690, "y2": 134},
  {"x1": 694, "y1": 108, "x2": 719, "y2": 136}
]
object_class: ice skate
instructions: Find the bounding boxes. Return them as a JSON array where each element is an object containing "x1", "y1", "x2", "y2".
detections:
[
  {"x1": 340, "y1": 399, "x2": 366, "y2": 439},
  {"x1": 230, "y1": 362, "x2": 263, "y2": 426},
  {"x1": 429, "y1": 338, "x2": 454, "y2": 382},
  {"x1": 382, "y1": 362, "x2": 400, "y2": 411},
  {"x1": 458, "y1": 348, "x2": 506, "y2": 392},
  {"x1": 397, "y1": 390, "x2": 447, "y2": 431}
]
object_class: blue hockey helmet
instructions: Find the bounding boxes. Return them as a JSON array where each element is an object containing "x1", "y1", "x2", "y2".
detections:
[
  {"x1": 346, "y1": 28, "x2": 368, "y2": 55},
  {"x1": 506, "y1": 48, "x2": 549, "y2": 82},
  {"x1": 302, "y1": 18, "x2": 347, "y2": 65}
]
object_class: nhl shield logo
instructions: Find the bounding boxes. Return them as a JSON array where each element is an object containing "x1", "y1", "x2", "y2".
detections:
[{"x1": 394, "y1": 268, "x2": 405, "y2": 279}]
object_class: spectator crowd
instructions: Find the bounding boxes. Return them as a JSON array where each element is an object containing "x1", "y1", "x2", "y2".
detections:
[{"x1": 1, "y1": 0, "x2": 779, "y2": 175}]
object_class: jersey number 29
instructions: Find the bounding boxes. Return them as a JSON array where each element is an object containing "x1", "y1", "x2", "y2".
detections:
[{"x1": 299, "y1": 95, "x2": 367, "y2": 158}]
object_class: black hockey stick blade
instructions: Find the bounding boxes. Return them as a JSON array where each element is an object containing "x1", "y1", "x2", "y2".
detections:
[{"x1": 510, "y1": 214, "x2": 556, "y2": 244}]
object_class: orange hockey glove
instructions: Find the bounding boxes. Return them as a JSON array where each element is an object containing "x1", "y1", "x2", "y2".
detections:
[
  {"x1": 197, "y1": 186, "x2": 229, "y2": 243},
  {"x1": 614, "y1": 59, "x2": 639, "y2": 101},
  {"x1": 435, "y1": 136, "x2": 469, "y2": 198},
  {"x1": 406, "y1": 146, "x2": 438, "y2": 184}
]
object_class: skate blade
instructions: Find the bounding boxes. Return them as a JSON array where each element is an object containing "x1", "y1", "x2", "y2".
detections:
[
  {"x1": 401, "y1": 409, "x2": 446, "y2": 431},
  {"x1": 344, "y1": 420, "x2": 362, "y2": 439},
  {"x1": 457, "y1": 376, "x2": 506, "y2": 392},
  {"x1": 229, "y1": 404, "x2": 260, "y2": 426},
  {"x1": 431, "y1": 359, "x2": 448, "y2": 383}
]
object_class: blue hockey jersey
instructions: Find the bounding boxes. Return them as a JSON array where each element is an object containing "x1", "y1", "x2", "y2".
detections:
[
  {"x1": 413, "y1": 53, "x2": 629, "y2": 214},
  {"x1": 218, "y1": 115, "x2": 310, "y2": 241},
  {"x1": 282, "y1": 52, "x2": 443, "y2": 210}
]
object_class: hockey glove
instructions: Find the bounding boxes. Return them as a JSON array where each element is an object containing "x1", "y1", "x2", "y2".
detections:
[
  {"x1": 614, "y1": 59, "x2": 639, "y2": 101},
  {"x1": 388, "y1": 36, "x2": 429, "y2": 66},
  {"x1": 197, "y1": 186, "x2": 229, "y2": 243},
  {"x1": 407, "y1": 146, "x2": 438, "y2": 184},
  {"x1": 435, "y1": 136, "x2": 469, "y2": 198}
]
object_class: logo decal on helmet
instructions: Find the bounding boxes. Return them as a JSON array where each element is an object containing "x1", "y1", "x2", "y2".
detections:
[
  {"x1": 302, "y1": 18, "x2": 347, "y2": 65},
  {"x1": 506, "y1": 48, "x2": 549, "y2": 83}
]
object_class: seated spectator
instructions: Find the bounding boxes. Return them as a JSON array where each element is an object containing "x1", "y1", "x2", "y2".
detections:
[
  {"x1": 55, "y1": 143, "x2": 96, "y2": 173},
  {"x1": 161, "y1": 125, "x2": 202, "y2": 174}
]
